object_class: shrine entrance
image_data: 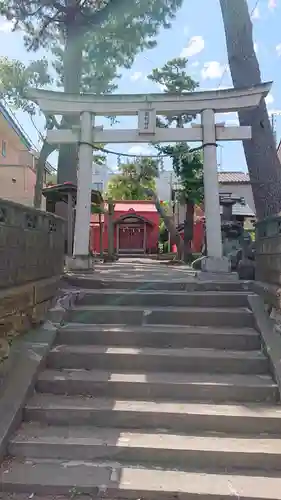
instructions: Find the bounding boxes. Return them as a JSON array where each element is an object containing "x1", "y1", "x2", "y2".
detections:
[
  {"x1": 28, "y1": 82, "x2": 271, "y2": 272},
  {"x1": 115, "y1": 214, "x2": 153, "y2": 253}
]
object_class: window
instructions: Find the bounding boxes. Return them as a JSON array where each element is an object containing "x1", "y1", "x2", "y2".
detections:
[
  {"x1": 93, "y1": 182, "x2": 103, "y2": 192},
  {"x1": 1, "y1": 140, "x2": 7, "y2": 157}
]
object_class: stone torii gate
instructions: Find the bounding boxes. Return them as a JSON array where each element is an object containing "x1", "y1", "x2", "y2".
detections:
[{"x1": 28, "y1": 82, "x2": 271, "y2": 272}]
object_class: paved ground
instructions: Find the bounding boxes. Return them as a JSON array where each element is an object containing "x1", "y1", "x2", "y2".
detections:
[{"x1": 80, "y1": 258, "x2": 196, "y2": 282}]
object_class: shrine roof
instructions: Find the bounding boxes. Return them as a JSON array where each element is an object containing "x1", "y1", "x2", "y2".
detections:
[
  {"x1": 218, "y1": 172, "x2": 250, "y2": 184},
  {"x1": 113, "y1": 201, "x2": 157, "y2": 213}
]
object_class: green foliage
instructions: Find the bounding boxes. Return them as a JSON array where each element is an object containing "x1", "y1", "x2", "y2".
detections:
[
  {"x1": 106, "y1": 159, "x2": 159, "y2": 201},
  {"x1": 0, "y1": 1, "x2": 184, "y2": 183},
  {"x1": 148, "y1": 57, "x2": 199, "y2": 127},
  {"x1": 161, "y1": 144, "x2": 204, "y2": 205},
  {"x1": 0, "y1": 56, "x2": 51, "y2": 114},
  {"x1": 149, "y1": 57, "x2": 203, "y2": 205},
  {"x1": 0, "y1": 1, "x2": 184, "y2": 52}
]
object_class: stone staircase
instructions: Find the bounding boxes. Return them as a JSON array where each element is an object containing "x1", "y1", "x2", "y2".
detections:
[{"x1": 2, "y1": 274, "x2": 281, "y2": 499}]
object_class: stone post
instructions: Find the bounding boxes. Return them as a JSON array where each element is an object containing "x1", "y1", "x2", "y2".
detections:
[
  {"x1": 72, "y1": 111, "x2": 93, "y2": 270},
  {"x1": 107, "y1": 199, "x2": 115, "y2": 261},
  {"x1": 201, "y1": 109, "x2": 229, "y2": 273}
]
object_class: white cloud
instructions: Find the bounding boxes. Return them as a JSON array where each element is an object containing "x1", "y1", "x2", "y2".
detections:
[
  {"x1": 130, "y1": 71, "x2": 143, "y2": 82},
  {"x1": 268, "y1": 0, "x2": 277, "y2": 10},
  {"x1": 201, "y1": 61, "x2": 226, "y2": 80},
  {"x1": 0, "y1": 18, "x2": 13, "y2": 32},
  {"x1": 268, "y1": 108, "x2": 281, "y2": 116},
  {"x1": 180, "y1": 35, "x2": 205, "y2": 58},
  {"x1": 191, "y1": 61, "x2": 200, "y2": 68},
  {"x1": 265, "y1": 93, "x2": 274, "y2": 105},
  {"x1": 156, "y1": 82, "x2": 167, "y2": 92},
  {"x1": 254, "y1": 42, "x2": 258, "y2": 53},
  {"x1": 276, "y1": 43, "x2": 281, "y2": 56},
  {"x1": 252, "y1": 6, "x2": 260, "y2": 19}
]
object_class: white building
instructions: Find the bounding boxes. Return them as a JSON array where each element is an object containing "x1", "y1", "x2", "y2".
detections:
[
  {"x1": 92, "y1": 163, "x2": 115, "y2": 193},
  {"x1": 92, "y1": 162, "x2": 178, "y2": 201},
  {"x1": 218, "y1": 171, "x2": 255, "y2": 217}
]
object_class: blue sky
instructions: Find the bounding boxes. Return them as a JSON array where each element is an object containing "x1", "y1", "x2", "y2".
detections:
[{"x1": 0, "y1": 0, "x2": 280, "y2": 173}]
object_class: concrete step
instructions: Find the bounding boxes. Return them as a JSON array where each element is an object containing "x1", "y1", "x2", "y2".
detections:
[
  {"x1": 3, "y1": 458, "x2": 281, "y2": 498},
  {"x1": 25, "y1": 394, "x2": 281, "y2": 435},
  {"x1": 47, "y1": 345, "x2": 268, "y2": 375},
  {"x1": 9, "y1": 423, "x2": 281, "y2": 471},
  {"x1": 67, "y1": 305, "x2": 254, "y2": 328},
  {"x1": 36, "y1": 370, "x2": 278, "y2": 403},
  {"x1": 77, "y1": 290, "x2": 250, "y2": 308},
  {"x1": 63, "y1": 275, "x2": 250, "y2": 292},
  {"x1": 57, "y1": 324, "x2": 261, "y2": 350}
]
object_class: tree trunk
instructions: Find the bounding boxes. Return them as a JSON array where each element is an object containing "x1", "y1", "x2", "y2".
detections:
[
  {"x1": 33, "y1": 140, "x2": 56, "y2": 209},
  {"x1": 183, "y1": 200, "x2": 194, "y2": 263},
  {"x1": 152, "y1": 194, "x2": 184, "y2": 259},
  {"x1": 57, "y1": 23, "x2": 84, "y2": 184},
  {"x1": 219, "y1": 0, "x2": 281, "y2": 219}
]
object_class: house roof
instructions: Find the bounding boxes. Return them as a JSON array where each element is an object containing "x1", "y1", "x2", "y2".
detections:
[
  {"x1": 0, "y1": 102, "x2": 32, "y2": 150},
  {"x1": 0, "y1": 102, "x2": 54, "y2": 174},
  {"x1": 218, "y1": 172, "x2": 250, "y2": 184}
]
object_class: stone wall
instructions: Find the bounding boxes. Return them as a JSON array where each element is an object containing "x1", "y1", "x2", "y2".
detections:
[
  {"x1": 0, "y1": 198, "x2": 65, "y2": 364},
  {"x1": 0, "y1": 198, "x2": 64, "y2": 288},
  {"x1": 254, "y1": 215, "x2": 281, "y2": 309}
]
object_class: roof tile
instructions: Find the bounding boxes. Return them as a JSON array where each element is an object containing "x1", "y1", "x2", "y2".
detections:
[{"x1": 218, "y1": 172, "x2": 250, "y2": 183}]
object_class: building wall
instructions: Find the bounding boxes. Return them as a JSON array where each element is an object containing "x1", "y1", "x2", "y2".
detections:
[
  {"x1": 218, "y1": 183, "x2": 256, "y2": 213},
  {"x1": 0, "y1": 111, "x2": 46, "y2": 209},
  {"x1": 0, "y1": 165, "x2": 46, "y2": 209},
  {"x1": 92, "y1": 163, "x2": 114, "y2": 193}
]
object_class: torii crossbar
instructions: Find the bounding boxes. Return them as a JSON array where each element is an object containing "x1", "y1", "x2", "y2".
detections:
[{"x1": 28, "y1": 82, "x2": 271, "y2": 272}]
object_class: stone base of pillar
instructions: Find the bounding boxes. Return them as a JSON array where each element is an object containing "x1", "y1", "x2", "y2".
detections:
[
  {"x1": 201, "y1": 256, "x2": 231, "y2": 273},
  {"x1": 65, "y1": 255, "x2": 94, "y2": 271}
]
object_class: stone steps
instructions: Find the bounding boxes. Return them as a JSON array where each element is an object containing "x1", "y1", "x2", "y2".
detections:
[
  {"x1": 57, "y1": 324, "x2": 261, "y2": 350},
  {"x1": 9, "y1": 423, "x2": 281, "y2": 471},
  {"x1": 36, "y1": 369, "x2": 278, "y2": 402},
  {"x1": 67, "y1": 305, "x2": 255, "y2": 327},
  {"x1": 47, "y1": 345, "x2": 268, "y2": 374},
  {"x1": 77, "y1": 290, "x2": 250, "y2": 308},
  {"x1": 2, "y1": 271, "x2": 281, "y2": 499},
  {"x1": 63, "y1": 275, "x2": 249, "y2": 291},
  {"x1": 24, "y1": 394, "x2": 281, "y2": 435},
  {"x1": 3, "y1": 458, "x2": 281, "y2": 499}
]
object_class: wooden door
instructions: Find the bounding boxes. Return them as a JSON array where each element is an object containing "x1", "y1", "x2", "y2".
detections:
[{"x1": 119, "y1": 224, "x2": 144, "y2": 250}]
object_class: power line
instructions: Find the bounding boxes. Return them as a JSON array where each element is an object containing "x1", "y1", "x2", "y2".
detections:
[{"x1": 79, "y1": 141, "x2": 214, "y2": 160}]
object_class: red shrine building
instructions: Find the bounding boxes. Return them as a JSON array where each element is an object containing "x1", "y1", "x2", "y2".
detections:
[{"x1": 90, "y1": 200, "x2": 160, "y2": 255}]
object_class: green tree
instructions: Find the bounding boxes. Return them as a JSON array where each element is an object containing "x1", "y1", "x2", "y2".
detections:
[
  {"x1": 0, "y1": 0, "x2": 184, "y2": 186},
  {"x1": 106, "y1": 159, "x2": 158, "y2": 200},
  {"x1": 219, "y1": 0, "x2": 281, "y2": 219},
  {"x1": 148, "y1": 57, "x2": 203, "y2": 262}
]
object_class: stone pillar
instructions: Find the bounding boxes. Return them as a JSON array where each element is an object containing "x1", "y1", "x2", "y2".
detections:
[
  {"x1": 107, "y1": 199, "x2": 115, "y2": 261},
  {"x1": 71, "y1": 111, "x2": 93, "y2": 270},
  {"x1": 201, "y1": 109, "x2": 229, "y2": 273}
]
